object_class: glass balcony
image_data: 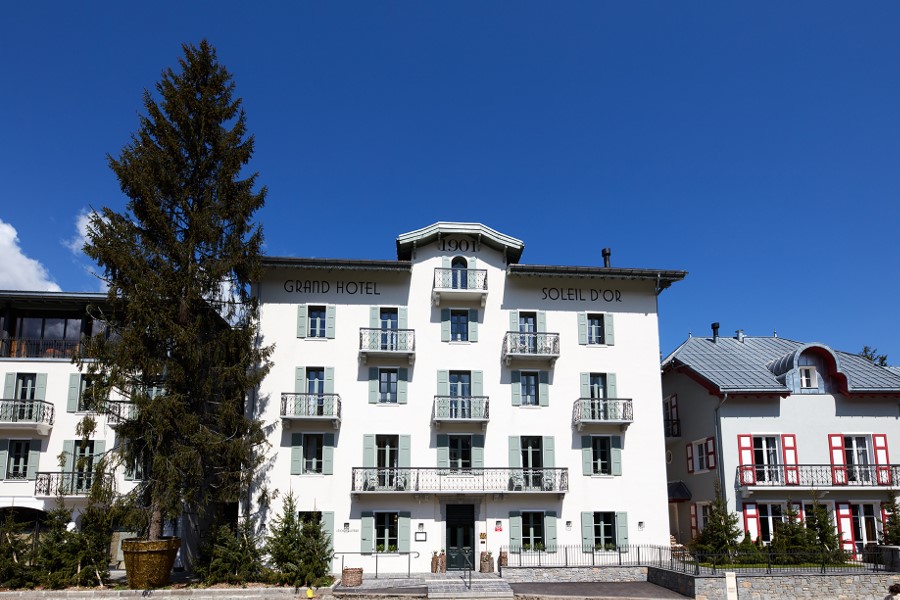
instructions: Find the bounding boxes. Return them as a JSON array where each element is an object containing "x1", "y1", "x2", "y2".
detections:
[
  {"x1": 432, "y1": 268, "x2": 488, "y2": 306},
  {"x1": 0, "y1": 399, "x2": 54, "y2": 435},
  {"x1": 572, "y1": 398, "x2": 633, "y2": 430},
  {"x1": 431, "y1": 396, "x2": 489, "y2": 428},
  {"x1": 359, "y1": 328, "x2": 415, "y2": 364},
  {"x1": 280, "y1": 393, "x2": 341, "y2": 428},
  {"x1": 502, "y1": 332, "x2": 560, "y2": 366},
  {"x1": 351, "y1": 467, "x2": 568, "y2": 494}
]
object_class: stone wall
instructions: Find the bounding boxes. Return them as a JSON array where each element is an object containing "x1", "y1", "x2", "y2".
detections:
[
  {"x1": 499, "y1": 565, "x2": 647, "y2": 583},
  {"x1": 647, "y1": 566, "x2": 722, "y2": 599}
]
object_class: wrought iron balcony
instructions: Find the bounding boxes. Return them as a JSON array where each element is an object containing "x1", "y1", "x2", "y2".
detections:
[
  {"x1": 359, "y1": 328, "x2": 415, "y2": 364},
  {"x1": 431, "y1": 396, "x2": 489, "y2": 428},
  {"x1": 34, "y1": 471, "x2": 111, "y2": 497},
  {"x1": 572, "y1": 398, "x2": 633, "y2": 430},
  {"x1": 0, "y1": 399, "x2": 54, "y2": 434},
  {"x1": 664, "y1": 419, "x2": 681, "y2": 439},
  {"x1": 105, "y1": 401, "x2": 136, "y2": 424},
  {"x1": 736, "y1": 464, "x2": 900, "y2": 490},
  {"x1": 351, "y1": 467, "x2": 568, "y2": 495},
  {"x1": 502, "y1": 332, "x2": 560, "y2": 366},
  {"x1": 0, "y1": 338, "x2": 80, "y2": 359},
  {"x1": 280, "y1": 393, "x2": 342, "y2": 428},
  {"x1": 432, "y1": 268, "x2": 488, "y2": 306}
]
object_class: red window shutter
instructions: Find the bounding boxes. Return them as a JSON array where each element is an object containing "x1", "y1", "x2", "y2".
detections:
[
  {"x1": 671, "y1": 394, "x2": 678, "y2": 420},
  {"x1": 743, "y1": 503, "x2": 759, "y2": 542},
  {"x1": 737, "y1": 434, "x2": 755, "y2": 484},
  {"x1": 781, "y1": 434, "x2": 799, "y2": 485},
  {"x1": 705, "y1": 437, "x2": 717, "y2": 470},
  {"x1": 829, "y1": 434, "x2": 847, "y2": 485},
  {"x1": 689, "y1": 503, "x2": 698, "y2": 538},
  {"x1": 686, "y1": 443, "x2": 694, "y2": 474},
  {"x1": 873, "y1": 434, "x2": 892, "y2": 485},
  {"x1": 835, "y1": 502, "x2": 855, "y2": 554}
]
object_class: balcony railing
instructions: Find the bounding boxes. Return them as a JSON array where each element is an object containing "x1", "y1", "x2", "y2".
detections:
[
  {"x1": 572, "y1": 398, "x2": 633, "y2": 430},
  {"x1": 34, "y1": 471, "x2": 111, "y2": 497},
  {"x1": 359, "y1": 328, "x2": 415, "y2": 363},
  {"x1": 432, "y1": 396, "x2": 489, "y2": 426},
  {"x1": 280, "y1": 393, "x2": 342, "y2": 428},
  {"x1": 0, "y1": 338, "x2": 81, "y2": 359},
  {"x1": 0, "y1": 400, "x2": 54, "y2": 433},
  {"x1": 736, "y1": 464, "x2": 900, "y2": 488},
  {"x1": 664, "y1": 419, "x2": 681, "y2": 438},
  {"x1": 432, "y1": 268, "x2": 488, "y2": 306},
  {"x1": 105, "y1": 401, "x2": 137, "y2": 424},
  {"x1": 502, "y1": 332, "x2": 560, "y2": 365},
  {"x1": 351, "y1": 467, "x2": 568, "y2": 494}
]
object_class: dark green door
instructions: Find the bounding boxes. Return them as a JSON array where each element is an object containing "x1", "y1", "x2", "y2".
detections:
[{"x1": 446, "y1": 504, "x2": 475, "y2": 571}]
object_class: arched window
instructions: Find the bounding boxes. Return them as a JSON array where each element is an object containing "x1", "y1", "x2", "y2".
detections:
[{"x1": 451, "y1": 256, "x2": 468, "y2": 289}]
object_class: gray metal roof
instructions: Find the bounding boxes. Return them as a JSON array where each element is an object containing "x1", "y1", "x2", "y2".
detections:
[
  {"x1": 261, "y1": 257, "x2": 411, "y2": 272},
  {"x1": 508, "y1": 264, "x2": 687, "y2": 293},
  {"x1": 663, "y1": 335, "x2": 900, "y2": 394},
  {"x1": 396, "y1": 222, "x2": 525, "y2": 263}
]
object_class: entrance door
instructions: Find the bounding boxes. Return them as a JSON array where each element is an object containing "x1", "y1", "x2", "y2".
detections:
[{"x1": 446, "y1": 504, "x2": 475, "y2": 571}]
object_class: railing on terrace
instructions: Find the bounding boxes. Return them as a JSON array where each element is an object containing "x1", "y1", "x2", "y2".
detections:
[
  {"x1": 34, "y1": 471, "x2": 112, "y2": 497},
  {"x1": 572, "y1": 399, "x2": 633, "y2": 428},
  {"x1": 498, "y1": 544, "x2": 887, "y2": 574},
  {"x1": 502, "y1": 332, "x2": 560, "y2": 362},
  {"x1": 432, "y1": 396, "x2": 489, "y2": 422},
  {"x1": 0, "y1": 399, "x2": 54, "y2": 426},
  {"x1": 433, "y1": 268, "x2": 488, "y2": 291},
  {"x1": 105, "y1": 401, "x2": 136, "y2": 423},
  {"x1": 359, "y1": 329, "x2": 415, "y2": 353},
  {"x1": 664, "y1": 419, "x2": 681, "y2": 438},
  {"x1": 333, "y1": 551, "x2": 421, "y2": 579},
  {"x1": 351, "y1": 467, "x2": 568, "y2": 494},
  {"x1": 736, "y1": 464, "x2": 900, "y2": 487},
  {"x1": 0, "y1": 338, "x2": 81, "y2": 359},
  {"x1": 281, "y1": 393, "x2": 342, "y2": 421}
]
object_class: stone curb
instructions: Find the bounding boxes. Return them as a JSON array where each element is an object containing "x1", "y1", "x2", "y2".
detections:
[{"x1": 0, "y1": 588, "x2": 326, "y2": 599}]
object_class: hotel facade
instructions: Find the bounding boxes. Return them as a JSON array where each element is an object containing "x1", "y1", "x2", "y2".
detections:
[{"x1": 253, "y1": 222, "x2": 686, "y2": 572}]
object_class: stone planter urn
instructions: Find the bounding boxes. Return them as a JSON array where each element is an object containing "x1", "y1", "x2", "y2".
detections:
[
  {"x1": 438, "y1": 551, "x2": 447, "y2": 573},
  {"x1": 499, "y1": 550, "x2": 508, "y2": 567},
  {"x1": 121, "y1": 537, "x2": 181, "y2": 589},
  {"x1": 341, "y1": 567, "x2": 363, "y2": 586},
  {"x1": 431, "y1": 552, "x2": 439, "y2": 573},
  {"x1": 479, "y1": 551, "x2": 494, "y2": 573}
]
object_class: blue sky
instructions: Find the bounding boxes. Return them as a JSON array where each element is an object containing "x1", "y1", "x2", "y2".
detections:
[{"x1": 1, "y1": 2, "x2": 898, "y2": 359}]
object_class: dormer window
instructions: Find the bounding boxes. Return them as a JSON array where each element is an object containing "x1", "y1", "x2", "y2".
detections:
[{"x1": 799, "y1": 366, "x2": 817, "y2": 389}]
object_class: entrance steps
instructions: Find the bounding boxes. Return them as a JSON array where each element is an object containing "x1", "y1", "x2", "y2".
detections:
[{"x1": 426, "y1": 572, "x2": 514, "y2": 599}]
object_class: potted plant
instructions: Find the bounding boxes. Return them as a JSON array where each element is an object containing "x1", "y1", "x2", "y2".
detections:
[
  {"x1": 431, "y1": 551, "x2": 439, "y2": 573},
  {"x1": 77, "y1": 40, "x2": 270, "y2": 589},
  {"x1": 438, "y1": 549, "x2": 447, "y2": 573}
]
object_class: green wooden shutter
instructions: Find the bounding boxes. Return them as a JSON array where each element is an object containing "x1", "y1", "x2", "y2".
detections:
[
  {"x1": 398, "y1": 368, "x2": 408, "y2": 404},
  {"x1": 437, "y1": 434, "x2": 449, "y2": 468},
  {"x1": 0, "y1": 440, "x2": 7, "y2": 480},
  {"x1": 322, "y1": 511, "x2": 334, "y2": 545},
  {"x1": 607, "y1": 373, "x2": 617, "y2": 399},
  {"x1": 291, "y1": 433, "x2": 304, "y2": 475},
  {"x1": 581, "y1": 512, "x2": 594, "y2": 550},
  {"x1": 542, "y1": 436, "x2": 555, "y2": 469},
  {"x1": 511, "y1": 371, "x2": 521, "y2": 406},
  {"x1": 3, "y1": 374, "x2": 14, "y2": 399},
  {"x1": 34, "y1": 374, "x2": 47, "y2": 401},
  {"x1": 26, "y1": 440, "x2": 40, "y2": 480},
  {"x1": 63, "y1": 440, "x2": 75, "y2": 472},
  {"x1": 536, "y1": 311, "x2": 547, "y2": 333},
  {"x1": 440, "y1": 309, "x2": 451, "y2": 342},
  {"x1": 93, "y1": 440, "x2": 105, "y2": 459},
  {"x1": 399, "y1": 307, "x2": 408, "y2": 330},
  {"x1": 539, "y1": 371, "x2": 549, "y2": 407},
  {"x1": 369, "y1": 306, "x2": 379, "y2": 328},
  {"x1": 363, "y1": 434, "x2": 375, "y2": 468},
  {"x1": 68, "y1": 374, "x2": 81, "y2": 412},
  {"x1": 361, "y1": 512, "x2": 374, "y2": 553},
  {"x1": 295, "y1": 367, "x2": 306, "y2": 394},
  {"x1": 508, "y1": 436, "x2": 521, "y2": 468},
  {"x1": 437, "y1": 370, "x2": 449, "y2": 396},
  {"x1": 468, "y1": 309, "x2": 478, "y2": 342},
  {"x1": 399, "y1": 512, "x2": 411, "y2": 553},
  {"x1": 399, "y1": 435, "x2": 411, "y2": 468},
  {"x1": 297, "y1": 305, "x2": 308, "y2": 338},
  {"x1": 577, "y1": 313, "x2": 587, "y2": 345},
  {"x1": 605, "y1": 314, "x2": 615, "y2": 346},
  {"x1": 581, "y1": 435, "x2": 593, "y2": 476},
  {"x1": 508, "y1": 311, "x2": 518, "y2": 332},
  {"x1": 580, "y1": 373, "x2": 590, "y2": 398},
  {"x1": 472, "y1": 371, "x2": 483, "y2": 396},
  {"x1": 442, "y1": 256, "x2": 451, "y2": 269},
  {"x1": 324, "y1": 367, "x2": 335, "y2": 394},
  {"x1": 472, "y1": 434, "x2": 484, "y2": 469},
  {"x1": 325, "y1": 305, "x2": 336, "y2": 339},
  {"x1": 368, "y1": 368, "x2": 378, "y2": 404},
  {"x1": 467, "y1": 257, "x2": 476, "y2": 270},
  {"x1": 323, "y1": 433, "x2": 335, "y2": 475},
  {"x1": 611, "y1": 436, "x2": 623, "y2": 476},
  {"x1": 615, "y1": 512, "x2": 629, "y2": 549},
  {"x1": 509, "y1": 511, "x2": 522, "y2": 549},
  {"x1": 544, "y1": 511, "x2": 557, "y2": 552}
]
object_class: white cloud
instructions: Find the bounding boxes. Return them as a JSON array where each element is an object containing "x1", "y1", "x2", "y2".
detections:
[
  {"x1": 0, "y1": 219, "x2": 61, "y2": 291},
  {"x1": 64, "y1": 208, "x2": 93, "y2": 254}
]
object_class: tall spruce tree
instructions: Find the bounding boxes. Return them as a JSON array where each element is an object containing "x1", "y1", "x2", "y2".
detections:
[
  {"x1": 78, "y1": 40, "x2": 270, "y2": 540},
  {"x1": 690, "y1": 480, "x2": 741, "y2": 561}
]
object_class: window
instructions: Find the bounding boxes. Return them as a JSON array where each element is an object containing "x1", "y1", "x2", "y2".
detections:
[
  {"x1": 519, "y1": 312, "x2": 537, "y2": 353},
  {"x1": 845, "y1": 435, "x2": 872, "y2": 482},
  {"x1": 75, "y1": 440, "x2": 96, "y2": 492},
  {"x1": 757, "y1": 503, "x2": 784, "y2": 544},
  {"x1": 578, "y1": 312, "x2": 614, "y2": 346},
  {"x1": 688, "y1": 437, "x2": 716, "y2": 474},
  {"x1": 376, "y1": 434, "x2": 398, "y2": 487},
  {"x1": 591, "y1": 512, "x2": 616, "y2": 549},
  {"x1": 379, "y1": 369, "x2": 398, "y2": 404},
  {"x1": 298, "y1": 511, "x2": 322, "y2": 525},
  {"x1": 753, "y1": 436, "x2": 780, "y2": 483},
  {"x1": 591, "y1": 437, "x2": 612, "y2": 475},
  {"x1": 695, "y1": 441, "x2": 706, "y2": 471},
  {"x1": 521, "y1": 436, "x2": 543, "y2": 488},
  {"x1": 521, "y1": 512, "x2": 545, "y2": 550},
  {"x1": 850, "y1": 503, "x2": 879, "y2": 553},
  {"x1": 15, "y1": 374, "x2": 37, "y2": 400},
  {"x1": 520, "y1": 372, "x2": 539, "y2": 406},
  {"x1": 379, "y1": 308, "x2": 399, "y2": 350},
  {"x1": 450, "y1": 256, "x2": 468, "y2": 289},
  {"x1": 799, "y1": 366, "x2": 817, "y2": 389},
  {"x1": 449, "y1": 371, "x2": 471, "y2": 418},
  {"x1": 448, "y1": 435, "x2": 472, "y2": 471},
  {"x1": 697, "y1": 503, "x2": 711, "y2": 532},
  {"x1": 308, "y1": 306, "x2": 327, "y2": 338},
  {"x1": 6, "y1": 440, "x2": 31, "y2": 479},
  {"x1": 587, "y1": 314, "x2": 605, "y2": 345},
  {"x1": 76, "y1": 375, "x2": 95, "y2": 412},
  {"x1": 304, "y1": 434, "x2": 324, "y2": 473},
  {"x1": 375, "y1": 512, "x2": 399, "y2": 552},
  {"x1": 450, "y1": 310, "x2": 469, "y2": 342}
]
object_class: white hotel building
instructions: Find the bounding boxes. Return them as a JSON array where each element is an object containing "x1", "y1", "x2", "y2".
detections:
[{"x1": 253, "y1": 222, "x2": 686, "y2": 572}]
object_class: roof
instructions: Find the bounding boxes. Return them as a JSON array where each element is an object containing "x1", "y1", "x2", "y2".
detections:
[
  {"x1": 508, "y1": 264, "x2": 687, "y2": 292},
  {"x1": 261, "y1": 257, "x2": 411, "y2": 272},
  {"x1": 667, "y1": 481, "x2": 692, "y2": 502},
  {"x1": 396, "y1": 222, "x2": 525, "y2": 263},
  {"x1": 0, "y1": 290, "x2": 107, "y2": 309},
  {"x1": 662, "y1": 335, "x2": 900, "y2": 394}
]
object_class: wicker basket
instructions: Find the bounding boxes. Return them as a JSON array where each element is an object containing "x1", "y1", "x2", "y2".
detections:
[
  {"x1": 341, "y1": 567, "x2": 363, "y2": 587},
  {"x1": 122, "y1": 537, "x2": 181, "y2": 589}
]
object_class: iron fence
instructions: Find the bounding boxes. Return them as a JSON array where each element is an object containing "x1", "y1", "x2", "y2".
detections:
[
  {"x1": 572, "y1": 398, "x2": 633, "y2": 426},
  {"x1": 433, "y1": 268, "x2": 488, "y2": 291},
  {"x1": 351, "y1": 467, "x2": 568, "y2": 493},
  {"x1": 281, "y1": 393, "x2": 342, "y2": 419},
  {"x1": 432, "y1": 396, "x2": 489, "y2": 421},
  {"x1": 502, "y1": 332, "x2": 560, "y2": 358},
  {"x1": 736, "y1": 464, "x2": 900, "y2": 487},
  {"x1": 359, "y1": 328, "x2": 415, "y2": 352},
  {"x1": 0, "y1": 399, "x2": 54, "y2": 425}
]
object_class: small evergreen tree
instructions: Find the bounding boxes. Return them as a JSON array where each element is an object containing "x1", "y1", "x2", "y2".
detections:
[
  {"x1": 734, "y1": 532, "x2": 765, "y2": 564},
  {"x1": 690, "y1": 481, "x2": 741, "y2": 563},
  {"x1": 883, "y1": 489, "x2": 900, "y2": 546},
  {"x1": 33, "y1": 504, "x2": 79, "y2": 589},
  {"x1": 195, "y1": 518, "x2": 265, "y2": 584},
  {"x1": 805, "y1": 496, "x2": 843, "y2": 562},
  {"x1": 771, "y1": 502, "x2": 809, "y2": 564},
  {"x1": 297, "y1": 514, "x2": 333, "y2": 587},
  {"x1": 265, "y1": 492, "x2": 304, "y2": 586},
  {"x1": 0, "y1": 514, "x2": 37, "y2": 589}
]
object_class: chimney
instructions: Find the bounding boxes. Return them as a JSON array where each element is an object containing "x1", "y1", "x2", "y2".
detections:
[
  {"x1": 711, "y1": 322, "x2": 720, "y2": 342},
  {"x1": 602, "y1": 248, "x2": 611, "y2": 268},
  {"x1": 736, "y1": 329, "x2": 745, "y2": 343}
]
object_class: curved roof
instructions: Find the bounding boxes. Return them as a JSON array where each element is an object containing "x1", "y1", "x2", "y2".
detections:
[
  {"x1": 396, "y1": 222, "x2": 524, "y2": 262},
  {"x1": 767, "y1": 343, "x2": 843, "y2": 377}
]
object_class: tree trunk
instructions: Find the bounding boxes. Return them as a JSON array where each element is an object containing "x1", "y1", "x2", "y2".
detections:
[{"x1": 148, "y1": 505, "x2": 164, "y2": 541}]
